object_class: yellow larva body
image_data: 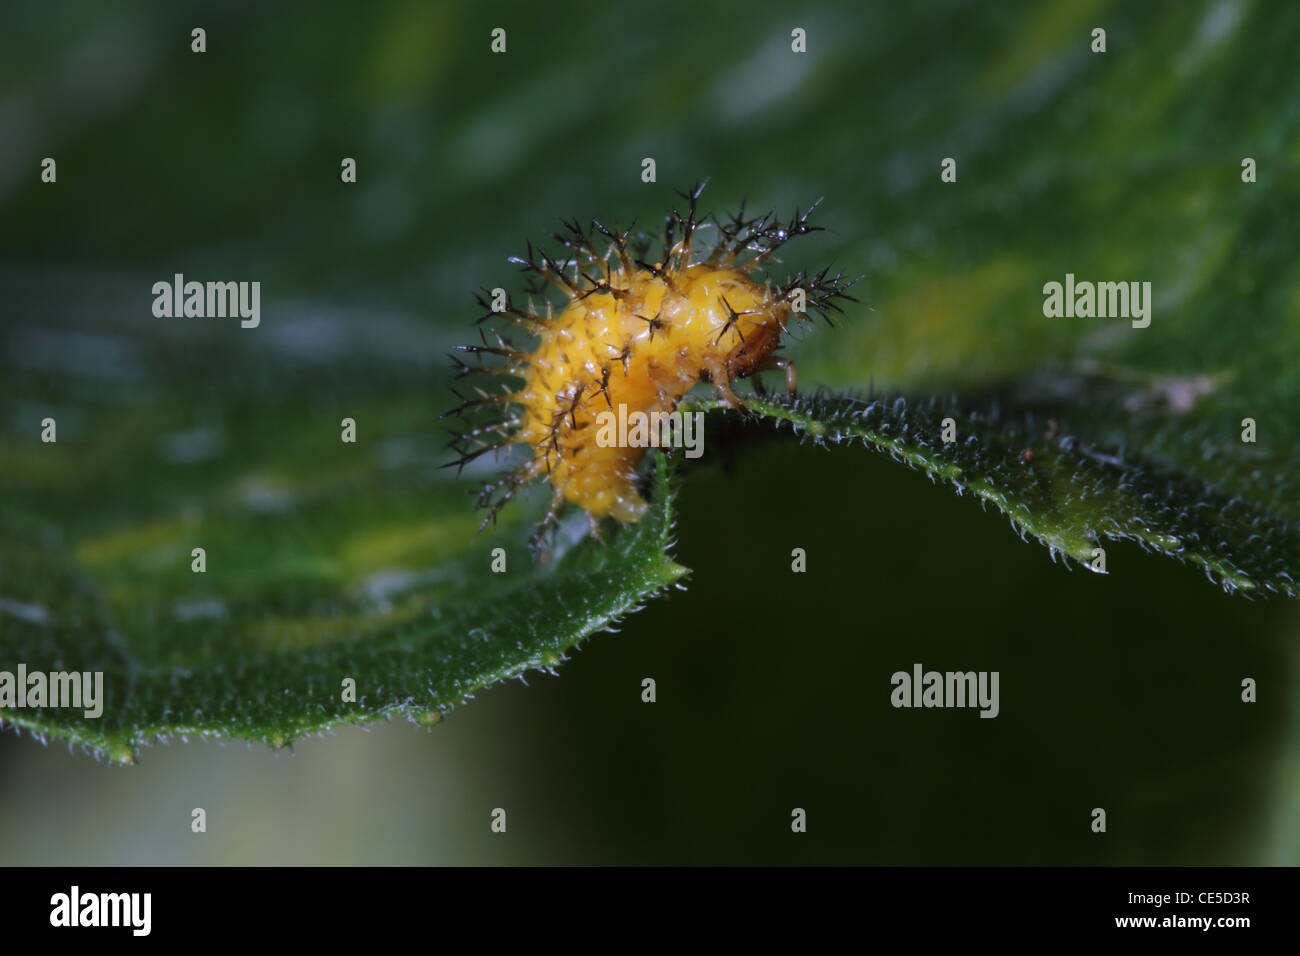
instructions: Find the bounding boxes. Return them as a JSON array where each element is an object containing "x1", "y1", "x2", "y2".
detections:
[
  {"x1": 446, "y1": 183, "x2": 854, "y2": 548},
  {"x1": 517, "y1": 265, "x2": 781, "y2": 521}
]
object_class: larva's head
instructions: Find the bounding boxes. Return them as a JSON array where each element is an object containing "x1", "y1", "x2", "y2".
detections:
[{"x1": 446, "y1": 182, "x2": 857, "y2": 550}]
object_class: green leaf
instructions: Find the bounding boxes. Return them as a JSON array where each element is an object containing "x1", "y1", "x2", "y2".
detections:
[
  {"x1": 0, "y1": 389, "x2": 685, "y2": 759},
  {"x1": 4, "y1": 0, "x2": 1299, "y2": 773},
  {"x1": 686, "y1": 390, "x2": 1300, "y2": 597}
]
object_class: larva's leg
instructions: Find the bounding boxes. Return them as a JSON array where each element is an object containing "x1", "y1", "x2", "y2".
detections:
[
  {"x1": 754, "y1": 356, "x2": 797, "y2": 395},
  {"x1": 780, "y1": 358, "x2": 797, "y2": 395},
  {"x1": 709, "y1": 367, "x2": 750, "y2": 414},
  {"x1": 587, "y1": 511, "x2": 604, "y2": 543}
]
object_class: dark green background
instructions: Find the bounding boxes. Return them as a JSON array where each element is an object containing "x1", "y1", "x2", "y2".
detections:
[{"x1": 1, "y1": 0, "x2": 1296, "y2": 863}]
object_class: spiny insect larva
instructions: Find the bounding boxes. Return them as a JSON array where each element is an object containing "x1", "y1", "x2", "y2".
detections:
[{"x1": 444, "y1": 181, "x2": 857, "y2": 551}]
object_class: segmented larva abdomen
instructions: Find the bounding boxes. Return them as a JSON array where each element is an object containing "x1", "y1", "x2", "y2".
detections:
[{"x1": 446, "y1": 181, "x2": 856, "y2": 550}]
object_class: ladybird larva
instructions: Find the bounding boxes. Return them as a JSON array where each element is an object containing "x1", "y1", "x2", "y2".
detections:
[{"x1": 445, "y1": 181, "x2": 856, "y2": 549}]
